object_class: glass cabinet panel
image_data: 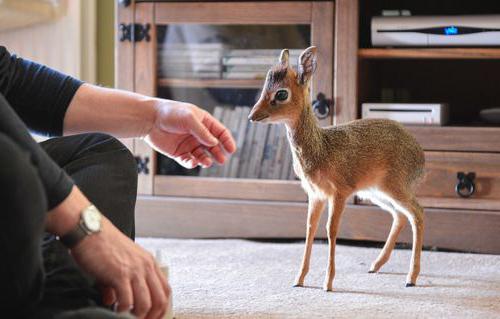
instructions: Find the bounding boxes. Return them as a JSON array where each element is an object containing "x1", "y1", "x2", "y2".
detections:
[{"x1": 156, "y1": 24, "x2": 311, "y2": 179}]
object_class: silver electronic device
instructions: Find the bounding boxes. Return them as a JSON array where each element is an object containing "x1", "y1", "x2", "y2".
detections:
[
  {"x1": 372, "y1": 15, "x2": 500, "y2": 47},
  {"x1": 362, "y1": 103, "x2": 449, "y2": 126}
]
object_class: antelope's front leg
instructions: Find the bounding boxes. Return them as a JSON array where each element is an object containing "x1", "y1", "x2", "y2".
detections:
[
  {"x1": 324, "y1": 195, "x2": 346, "y2": 292},
  {"x1": 294, "y1": 197, "x2": 326, "y2": 287}
]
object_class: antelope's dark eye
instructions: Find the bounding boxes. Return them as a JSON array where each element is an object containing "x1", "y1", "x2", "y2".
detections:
[{"x1": 275, "y1": 89, "x2": 289, "y2": 102}]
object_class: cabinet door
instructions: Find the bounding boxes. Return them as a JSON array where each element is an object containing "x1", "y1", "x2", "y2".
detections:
[
  {"x1": 115, "y1": 2, "x2": 155, "y2": 195},
  {"x1": 154, "y1": 1, "x2": 334, "y2": 124},
  {"x1": 134, "y1": 3, "x2": 156, "y2": 195},
  {"x1": 130, "y1": 1, "x2": 334, "y2": 196},
  {"x1": 115, "y1": 0, "x2": 135, "y2": 153},
  {"x1": 334, "y1": 0, "x2": 358, "y2": 124}
]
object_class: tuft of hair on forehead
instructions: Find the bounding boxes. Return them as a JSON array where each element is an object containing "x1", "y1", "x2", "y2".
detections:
[{"x1": 266, "y1": 64, "x2": 288, "y2": 90}]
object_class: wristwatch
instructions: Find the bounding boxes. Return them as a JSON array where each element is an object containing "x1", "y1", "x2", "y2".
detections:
[{"x1": 59, "y1": 205, "x2": 102, "y2": 248}]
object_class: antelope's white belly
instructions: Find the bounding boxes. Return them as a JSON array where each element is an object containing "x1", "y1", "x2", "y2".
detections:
[{"x1": 357, "y1": 187, "x2": 413, "y2": 219}]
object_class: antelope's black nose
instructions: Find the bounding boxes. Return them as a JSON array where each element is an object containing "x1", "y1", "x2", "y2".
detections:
[{"x1": 248, "y1": 110, "x2": 269, "y2": 122}]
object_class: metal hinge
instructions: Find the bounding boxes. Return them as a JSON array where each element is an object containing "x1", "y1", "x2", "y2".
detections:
[
  {"x1": 119, "y1": 23, "x2": 151, "y2": 42},
  {"x1": 135, "y1": 156, "x2": 150, "y2": 175}
]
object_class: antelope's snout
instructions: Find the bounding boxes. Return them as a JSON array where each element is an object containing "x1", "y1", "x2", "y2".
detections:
[{"x1": 248, "y1": 101, "x2": 270, "y2": 122}]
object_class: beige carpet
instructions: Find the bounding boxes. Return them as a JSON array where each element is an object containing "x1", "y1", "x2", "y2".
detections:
[{"x1": 137, "y1": 238, "x2": 500, "y2": 319}]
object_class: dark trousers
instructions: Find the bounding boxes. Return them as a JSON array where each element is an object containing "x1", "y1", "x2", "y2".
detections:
[{"x1": 0, "y1": 133, "x2": 138, "y2": 318}]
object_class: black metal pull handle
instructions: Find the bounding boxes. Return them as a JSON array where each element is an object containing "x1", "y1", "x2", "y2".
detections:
[
  {"x1": 312, "y1": 93, "x2": 332, "y2": 120},
  {"x1": 119, "y1": 23, "x2": 151, "y2": 42},
  {"x1": 135, "y1": 156, "x2": 150, "y2": 175},
  {"x1": 136, "y1": 24, "x2": 151, "y2": 42},
  {"x1": 119, "y1": 23, "x2": 131, "y2": 42},
  {"x1": 456, "y1": 172, "x2": 476, "y2": 198}
]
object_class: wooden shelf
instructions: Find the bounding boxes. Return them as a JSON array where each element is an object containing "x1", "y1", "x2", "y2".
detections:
[
  {"x1": 406, "y1": 126, "x2": 500, "y2": 152},
  {"x1": 158, "y1": 78, "x2": 264, "y2": 89},
  {"x1": 358, "y1": 48, "x2": 500, "y2": 60},
  {"x1": 154, "y1": 176, "x2": 306, "y2": 202}
]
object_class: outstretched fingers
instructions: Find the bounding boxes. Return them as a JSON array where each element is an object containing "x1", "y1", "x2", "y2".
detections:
[
  {"x1": 173, "y1": 135, "x2": 224, "y2": 167},
  {"x1": 192, "y1": 146, "x2": 213, "y2": 167},
  {"x1": 203, "y1": 114, "x2": 236, "y2": 154},
  {"x1": 176, "y1": 153, "x2": 199, "y2": 169},
  {"x1": 187, "y1": 113, "x2": 219, "y2": 147}
]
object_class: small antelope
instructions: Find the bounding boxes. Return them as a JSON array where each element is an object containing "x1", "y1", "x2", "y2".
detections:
[{"x1": 248, "y1": 46, "x2": 425, "y2": 291}]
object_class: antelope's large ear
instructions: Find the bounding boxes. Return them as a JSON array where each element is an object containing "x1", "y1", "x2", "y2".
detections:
[
  {"x1": 297, "y1": 46, "x2": 317, "y2": 85},
  {"x1": 279, "y1": 49, "x2": 289, "y2": 67}
]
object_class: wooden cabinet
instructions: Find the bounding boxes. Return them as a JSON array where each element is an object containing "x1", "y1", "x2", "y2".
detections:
[
  {"x1": 352, "y1": 0, "x2": 500, "y2": 253},
  {"x1": 117, "y1": 0, "x2": 334, "y2": 195},
  {"x1": 418, "y1": 152, "x2": 500, "y2": 211},
  {"x1": 117, "y1": 0, "x2": 500, "y2": 254}
]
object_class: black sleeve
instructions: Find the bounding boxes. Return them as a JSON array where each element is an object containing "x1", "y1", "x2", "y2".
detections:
[
  {"x1": 0, "y1": 46, "x2": 83, "y2": 136},
  {"x1": 0, "y1": 94, "x2": 73, "y2": 209}
]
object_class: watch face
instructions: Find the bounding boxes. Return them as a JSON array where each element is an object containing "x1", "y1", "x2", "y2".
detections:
[{"x1": 82, "y1": 206, "x2": 102, "y2": 233}]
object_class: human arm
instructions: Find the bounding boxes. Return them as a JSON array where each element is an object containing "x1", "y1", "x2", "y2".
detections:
[
  {"x1": 0, "y1": 92, "x2": 168, "y2": 318},
  {"x1": 0, "y1": 46, "x2": 83, "y2": 136},
  {"x1": 46, "y1": 186, "x2": 171, "y2": 319},
  {"x1": 64, "y1": 83, "x2": 236, "y2": 168},
  {"x1": 0, "y1": 45, "x2": 235, "y2": 168},
  {"x1": 0, "y1": 93, "x2": 73, "y2": 208},
  {"x1": 0, "y1": 46, "x2": 171, "y2": 318}
]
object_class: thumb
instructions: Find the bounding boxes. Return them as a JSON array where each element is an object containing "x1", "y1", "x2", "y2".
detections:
[{"x1": 189, "y1": 117, "x2": 218, "y2": 147}]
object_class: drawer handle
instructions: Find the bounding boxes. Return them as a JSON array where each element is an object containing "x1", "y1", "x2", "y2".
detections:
[
  {"x1": 456, "y1": 172, "x2": 476, "y2": 198},
  {"x1": 312, "y1": 93, "x2": 332, "y2": 120}
]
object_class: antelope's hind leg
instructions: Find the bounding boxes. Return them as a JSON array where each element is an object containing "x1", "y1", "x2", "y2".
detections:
[
  {"x1": 294, "y1": 197, "x2": 326, "y2": 287},
  {"x1": 367, "y1": 195, "x2": 406, "y2": 273},
  {"x1": 391, "y1": 195, "x2": 424, "y2": 287}
]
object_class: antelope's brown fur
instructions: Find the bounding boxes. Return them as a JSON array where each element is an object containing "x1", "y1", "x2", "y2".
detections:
[{"x1": 249, "y1": 46, "x2": 425, "y2": 291}]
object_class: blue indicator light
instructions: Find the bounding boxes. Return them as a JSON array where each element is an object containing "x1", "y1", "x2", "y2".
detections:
[{"x1": 444, "y1": 26, "x2": 458, "y2": 35}]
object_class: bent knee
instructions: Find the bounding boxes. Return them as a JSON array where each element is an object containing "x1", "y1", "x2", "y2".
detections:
[{"x1": 82, "y1": 133, "x2": 137, "y2": 177}]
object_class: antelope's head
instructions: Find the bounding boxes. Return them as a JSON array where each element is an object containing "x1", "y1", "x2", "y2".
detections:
[{"x1": 248, "y1": 46, "x2": 318, "y2": 125}]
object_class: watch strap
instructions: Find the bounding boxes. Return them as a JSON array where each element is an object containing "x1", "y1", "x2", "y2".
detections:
[{"x1": 59, "y1": 222, "x2": 88, "y2": 248}]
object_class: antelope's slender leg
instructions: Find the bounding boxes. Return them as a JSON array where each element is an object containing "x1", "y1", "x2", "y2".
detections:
[
  {"x1": 294, "y1": 197, "x2": 326, "y2": 287},
  {"x1": 368, "y1": 197, "x2": 406, "y2": 273},
  {"x1": 392, "y1": 195, "x2": 424, "y2": 286},
  {"x1": 369, "y1": 211, "x2": 406, "y2": 273},
  {"x1": 405, "y1": 197, "x2": 424, "y2": 286},
  {"x1": 324, "y1": 195, "x2": 346, "y2": 292}
]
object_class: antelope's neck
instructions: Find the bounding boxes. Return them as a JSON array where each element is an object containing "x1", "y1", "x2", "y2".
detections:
[{"x1": 285, "y1": 103, "x2": 325, "y2": 172}]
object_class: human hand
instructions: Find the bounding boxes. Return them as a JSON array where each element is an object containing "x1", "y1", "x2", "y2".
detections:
[
  {"x1": 71, "y1": 217, "x2": 171, "y2": 319},
  {"x1": 145, "y1": 99, "x2": 236, "y2": 169}
]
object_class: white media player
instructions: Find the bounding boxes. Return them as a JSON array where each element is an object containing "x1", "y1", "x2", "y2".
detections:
[
  {"x1": 372, "y1": 15, "x2": 500, "y2": 47},
  {"x1": 362, "y1": 103, "x2": 449, "y2": 126}
]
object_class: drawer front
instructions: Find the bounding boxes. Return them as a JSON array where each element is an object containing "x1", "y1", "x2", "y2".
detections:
[{"x1": 417, "y1": 152, "x2": 500, "y2": 210}]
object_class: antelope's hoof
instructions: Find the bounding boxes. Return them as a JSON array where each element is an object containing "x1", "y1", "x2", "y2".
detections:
[
  {"x1": 405, "y1": 283, "x2": 416, "y2": 287},
  {"x1": 323, "y1": 285, "x2": 333, "y2": 292},
  {"x1": 293, "y1": 283, "x2": 303, "y2": 288},
  {"x1": 369, "y1": 263, "x2": 382, "y2": 273}
]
